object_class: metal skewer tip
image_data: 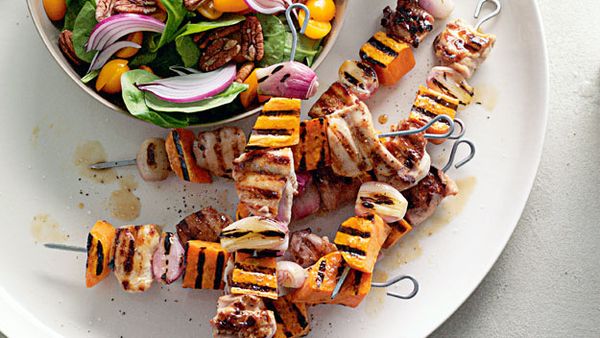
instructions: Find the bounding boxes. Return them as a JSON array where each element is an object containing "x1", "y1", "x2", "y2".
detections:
[
  {"x1": 330, "y1": 265, "x2": 351, "y2": 300},
  {"x1": 44, "y1": 243, "x2": 87, "y2": 253},
  {"x1": 89, "y1": 159, "x2": 136, "y2": 170}
]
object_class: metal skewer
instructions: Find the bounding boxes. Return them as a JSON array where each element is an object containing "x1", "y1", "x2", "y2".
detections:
[
  {"x1": 44, "y1": 243, "x2": 87, "y2": 253},
  {"x1": 474, "y1": 0, "x2": 502, "y2": 30}
]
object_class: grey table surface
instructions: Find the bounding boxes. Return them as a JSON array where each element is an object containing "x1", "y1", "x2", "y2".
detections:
[{"x1": 2, "y1": 0, "x2": 599, "y2": 337}]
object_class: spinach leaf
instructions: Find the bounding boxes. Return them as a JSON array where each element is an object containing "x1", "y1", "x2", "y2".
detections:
[
  {"x1": 176, "y1": 15, "x2": 246, "y2": 39},
  {"x1": 283, "y1": 34, "x2": 322, "y2": 66},
  {"x1": 152, "y1": 0, "x2": 187, "y2": 52},
  {"x1": 121, "y1": 70, "x2": 191, "y2": 128},
  {"x1": 257, "y1": 14, "x2": 287, "y2": 67},
  {"x1": 72, "y1": 1, "x2": 98, "y2": 63},
  {"x1": 122, "y1": 70, "x2": 248, "y2": 128},
  {"x1": 145, "y1": 82, "x2": 248, "y2": 113},
  {"x1": 129, "y1": 35, "x2": 159, "y2": 67},
  {"x1": 64, "y1": 0, "x2": 90, "y2": 31},
  {"x1": 175, "y1": 36, "x2": 200, "y2": 68},
  {"x1": 148, "y1": 42, "x2": 184, "y2": 77}
]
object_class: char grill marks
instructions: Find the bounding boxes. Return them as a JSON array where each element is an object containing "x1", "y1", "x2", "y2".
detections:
[
  {"x1": 114, "y1": 224, "x2": 160, "y2": 292},
  {"x1": 182, "y1": 240, "x2": 230, "y2": 290},
  {"x1": 308, "y1": 82, "x2": 358, "y2": 119},
  {"x1": 194, "y1": 127, "x2": 246, "y2": 178},
  {"x1": 233, "y1": 148, "x2": 298, "y2": 222},
  {"x1": 176, "y1": 207, "x2": 233, "y2": 245},
  {"x1": 289, "y1": 229, "x2": 338, "y2": 268},
  {"x1": 434, "y1": 19, "x2": 496, "y2": 78},
  {"x1": 211, "y1": 294, "x2": 277, "y2": 338},
  {"x1": 381, "y1": 0, "x2": 434, "y2": 48},
  {"x1": 230, "y1": 252, "x2": 279, "y2": 300},
  {"x1": 404, "y1": 167, "x2": 459, "y2": 226}
]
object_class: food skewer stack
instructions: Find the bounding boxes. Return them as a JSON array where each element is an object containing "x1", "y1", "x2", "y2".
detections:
[{"x1": 46, "y1": 1, "x2": 503, "y2": 337}]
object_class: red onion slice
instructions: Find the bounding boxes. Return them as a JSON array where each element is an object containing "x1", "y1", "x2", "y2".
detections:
[
  {"x1": 243, "y1": 0, "x2": 291, "y2": 14},
  {"x1": 87, "y1": 14, "x2": 165, "y2": 52},
  {"x1": 256, "y1": 61, "x2": 319, "y2": 100},
  {"x1": 88, "y1": 41, "x2": 141, "y2": 72},
  {"x1": 137, "y1": 64, "x2": 236, "y2": 103}
]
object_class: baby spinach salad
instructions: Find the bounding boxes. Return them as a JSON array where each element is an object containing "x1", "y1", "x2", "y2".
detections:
[{"x1": 49, "y1": 0, "x2": 337, "y2": 128}]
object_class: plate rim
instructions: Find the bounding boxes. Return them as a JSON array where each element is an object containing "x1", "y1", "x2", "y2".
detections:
[
  {"x1": 423, "y1": 1, "x2": 549, "y2": 336},
  {"x1": 1, "y1": 0, "x2": 550, "y2": 337}
]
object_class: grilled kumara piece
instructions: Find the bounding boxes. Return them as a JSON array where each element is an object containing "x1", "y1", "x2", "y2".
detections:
[
  {"x1": 434, "y1": 19, "x2": 496, "y2": 79},
  {"x1": 194, "y1": 127, "x2": 246, "y2": 178},
  {"x1": 86, "y1": 220, "x2": 117, "y2": 288},
  {"x1": 290, "y1": 251, "x2": 344, "y2": 304},
  {"x1": 166, "y1": 129, "x2": 212, "y2": 183},
  {"x1": 383, "y1": 219, "x2": 413, "y2": 249},
  {"x1": 289, "y1": 229, "x2": 338, "y2": 268},
  {"x1": 291, "y1": 118, "x2": 331, "y2": 172},
  {"x1": 113, "y1": 224, "x2": 161, "y2": 292},
  {"x1": 359, "y1": 31, "x2": 415, "y2": 86},
  {"x1": 404, "y1": 167, "x2": 459, "y2": 226},
  {"x1": 176, "y1": 207, "x2": 233, "y2": 245},
  {"x1": 247, "y1": 98, "x2": 301, "y2": 150},
  {"x1": 211, "y1": 294, "x2": 277, "y2": 338},
  {"x1": 233, "y1": 148, "x2": 298, "y2": 223},
  {"x1": 381, "y1": 0, "x2": 434, "y2": 48},
  {"x1": 308, "y1": 82, "x2": 358, "y2": 119},
  {"x1": 409, "y1": 85, "x2": 459, "y2": 143},
  {"x1": 333, "y1": 215, "x2": 391, "y2": 274},
  {"x1": 182, "y1": 240, "x2": 230, "y2": 290},
  {"x1": 265, "y1": 295, "x2": 311, "y2": 338},
  {"x1": 230, "y1": 252, "x2": 278, "y2": 300}
]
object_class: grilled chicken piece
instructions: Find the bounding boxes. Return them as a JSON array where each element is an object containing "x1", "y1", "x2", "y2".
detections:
[
  {"x1": 114, "y1": 224, "x2": 161, "y2": 292},
  {"x1": 313, "y1": 167, "x2": 368, "y2": 211},
  {"x1": 326, "y1": 102, "x2": 429, "y2": 191},
  {"x1": 194, "y1": 127, "x2": 247, "y2": 178},
  {"x1": 176, "y1": 207, "x2": 233, "y2": 245},
  {"x1": 308, "y1": 82, "x2": 358, "y2": 119},
  {"x1": 233, "y1": 148, "x2": 298, "y2": 223},
  {"x1": 404, "y1": 167, "x2": 459, "y2": 225},
  {"x1": 433, "y1": 19, "x2": 496, "y2": 79},
  {"x1": 289, "y1": 229, "x2": 338, "y2": 268},
  {"x1": 381, "y1": 0, "x2": 435, "y2": 48},
  {"x1": 383, "y1": 120, "x2": 431, "y2": 190},
  {"x1": 211, "y1": 294, "x2": 277, "y2": 338}
]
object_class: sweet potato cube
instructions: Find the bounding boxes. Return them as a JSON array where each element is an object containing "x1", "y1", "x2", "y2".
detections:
[
  {"x1": 85, "y1": 220, "x2": 116, "y2": 288},
  {"x1": 290, "y1": 251, "x2": 344, "y2": 304},
  {"x1": 360, "y1": 32, "x2": 415, "y2": 86},
  {"x1": 334, "y1": 215, "x2": 391, "y2": 273},
  {"x1": 182, "y1": 240, "x2": 229, "y2": 290}
]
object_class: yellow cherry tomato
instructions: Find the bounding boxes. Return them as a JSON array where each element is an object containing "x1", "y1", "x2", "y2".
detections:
[
  {"x1": 213, "y1": 0, "x2": 249, "y2": 12},
  {"x1": 306, "y1": 0, "x2": 336, "y2": 22},
  {"x1": 96, "y1": 60, "x2": 130, "y2": 95},
  {"x1": 116, "y1": 32, "x2": 143, "y2": 59},
  {"x1": 298, "y1": 11, "x2": 332, "y2": 40},
  {"x1": 198, "y1": 1, "x2": 223, "y2": 20},
  {"x1": 42, "y1": 0, "x2": 67, "y2": 21},
  {"x1": 139, "y1": 65, "x2": 154, "y2": 74}
]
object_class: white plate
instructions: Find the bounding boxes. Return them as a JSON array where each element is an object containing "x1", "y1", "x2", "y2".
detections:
[{"x1": 0, "y1": 0, "x2": 547, "y2": 337}]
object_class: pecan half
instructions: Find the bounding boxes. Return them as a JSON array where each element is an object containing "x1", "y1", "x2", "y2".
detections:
[
  {"x1": 240, "y1": 16, "x2": 264, "y2": 62},
  {"x1": 199, "y1": 35, "x2": 242, "y2": 72},
  {"x1": 114, "y1": 0, "x2": 157, "y2": 15},
  {"x1": 96, "y1": 0, "x2": 116, "y2": 21},
  {"x1": 235, "y1": 62, "x2": 255, "y2": 83},
  {"x1": 58, "y1": 30, "x2": 83, "y2": 67}
]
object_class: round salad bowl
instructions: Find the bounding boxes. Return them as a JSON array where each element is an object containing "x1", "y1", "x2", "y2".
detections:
[{"x1": 26, "y1": 0, "x2": 348, "y2": 128}]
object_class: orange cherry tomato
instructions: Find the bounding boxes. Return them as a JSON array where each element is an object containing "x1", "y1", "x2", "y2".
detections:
[
  {"x1": 298, "y1": 11, "x2": 332, "y2": 40},
  {"x1": 96, "y1": 60, "x2": 130, "y2": 95},
  {"x1": 116, "y1": 32, "x2": 143, "y2": 59},
  {"x1": 198, "y1": 1, "x2": 223, "y2": 20},
  {"x1": 42, "y1": 0, "x2": 67, "y2": 21},
  {"x1": 213, "y1": 0, "x2": 249, "y2": 12},
  {"x1": 306, "y1": 0, "x2": 336, "y2": 22}
]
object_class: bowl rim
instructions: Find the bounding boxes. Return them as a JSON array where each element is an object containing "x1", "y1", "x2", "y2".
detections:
[{"x1": 26, "y1": 0, "x2": 348, "y2": 128}]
